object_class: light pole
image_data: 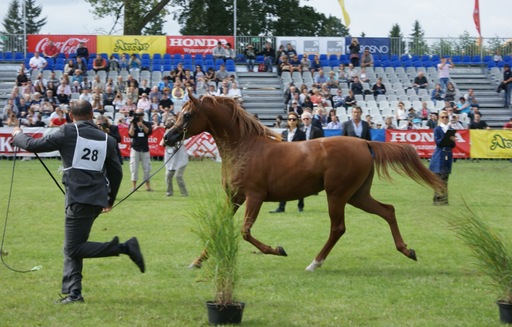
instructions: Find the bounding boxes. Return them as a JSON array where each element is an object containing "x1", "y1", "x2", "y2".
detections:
[
  {"x1": 23, "y1": 0, "x2": 27, "y2": 58},
  {"x1": 233, "y1": 0, "x2": 237, "y2": 53}
]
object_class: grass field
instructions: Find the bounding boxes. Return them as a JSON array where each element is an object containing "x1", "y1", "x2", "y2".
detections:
[{"x1": 0, "y1": 157, "x2": 511, "y2": 326}]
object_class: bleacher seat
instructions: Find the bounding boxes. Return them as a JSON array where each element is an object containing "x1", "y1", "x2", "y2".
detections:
[
  {"x1": 472, "y1": 55, "x2": 482, "y2": 64},
  {"x1": 14, "y1": 52, "x2": 24, "y2": 60},
  {"x1": 3, "y1": 52, "x2": 14, "y2": 61},
  {"x1": 141, "y1": 53, "x2": 150, "y2": 60}
]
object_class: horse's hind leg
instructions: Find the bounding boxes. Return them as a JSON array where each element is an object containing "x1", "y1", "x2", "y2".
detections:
[{"x1": 348, "y1": 192, "x2": 417, "y2": 261}]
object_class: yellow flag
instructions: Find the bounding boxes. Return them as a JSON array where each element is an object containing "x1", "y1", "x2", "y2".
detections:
[{"x1": 338, "y1": 0, "x2": 351, "y2": 27}]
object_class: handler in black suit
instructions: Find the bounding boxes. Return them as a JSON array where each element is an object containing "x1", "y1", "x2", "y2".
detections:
[
  {"x1": 12, "y1": 100, "x2": 145, "y2": 304},
  {"x1": 270, "y1": 112, "x2": 306, "y2": 213},
  {"x1": 342, "y1": 106, "x2": 372, "y2": 140},
  {"x1": 301, "y1": 111, "x2": 323, "y2": 140}
]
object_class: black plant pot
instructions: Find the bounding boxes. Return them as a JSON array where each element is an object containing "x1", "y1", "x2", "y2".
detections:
[
  {"x1": 206, "y1": 301, "x2": 245, "y2": 325},
  {"x1": 497, "y1": 301, "x2": 512, "y2": 324}
]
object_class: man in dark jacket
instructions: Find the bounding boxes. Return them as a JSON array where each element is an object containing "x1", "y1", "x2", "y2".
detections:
[
  {"x1": 342, "y1": 106, "x2": 372, "y2": 140},
  {"x1": 11, "y1": 100, "x2": 145, "y2": 304}
]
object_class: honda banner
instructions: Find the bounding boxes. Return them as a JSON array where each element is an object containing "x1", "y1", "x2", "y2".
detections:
[
  {"x1": 27, "y1": 35, "x2": 97, "y2": 57},
  {"x1": 166, "y1": 36, "x2": 235, "y2": 55}
]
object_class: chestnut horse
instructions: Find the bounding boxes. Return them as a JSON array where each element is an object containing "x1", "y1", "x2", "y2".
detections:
[{"x1": 166, "y1": 95, "x2": 445, "y2": 271}]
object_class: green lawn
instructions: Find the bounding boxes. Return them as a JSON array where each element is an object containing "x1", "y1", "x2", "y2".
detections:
[{"x1": 0, "y1": 158, "x2": 510, "y2": 326}]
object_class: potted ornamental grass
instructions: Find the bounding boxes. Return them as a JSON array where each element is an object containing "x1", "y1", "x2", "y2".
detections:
[
  {"x1": 450, "y1": 204, "x2": 512, "y2": 324},
  {"x1": 191, "y1": 184, "x2": 245, "y2": 325}
]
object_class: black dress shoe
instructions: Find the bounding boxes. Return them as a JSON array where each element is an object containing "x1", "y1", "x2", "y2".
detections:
[
  {"x1": 269, "y1": 208, "x2": 285, "y2": 213},
  {"x1": 55, "y1": 294, "x2": 84, "y2": 304},
  {"x1": 125, "y1": 237, "x2": 145, "y2": 273}
]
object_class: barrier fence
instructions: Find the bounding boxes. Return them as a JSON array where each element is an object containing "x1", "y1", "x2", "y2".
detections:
[{"x1": 1, "y1": 127, "x2": 511, "y2": 159}]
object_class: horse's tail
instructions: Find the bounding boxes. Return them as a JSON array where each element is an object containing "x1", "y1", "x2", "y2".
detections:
[{"x1": 368, "y1": 141, "x2": 446, "y2": 193}]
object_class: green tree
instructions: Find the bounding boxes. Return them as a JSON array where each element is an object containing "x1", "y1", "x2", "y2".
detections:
[
  {"x1": 2, "y1": 0, "x2": 23, "y2": 34},
  {"x1": 142, "y1": 13, "x2": 167, "y2": 35},
  {"x1": 389, "y1": 23, "x2": 405, "y2": 56},
  {"x1": 456, "y1": 30, "x2": 479, "y2": 57},
  {"x1": 431, "y1": 38, "x2": 456, "y2": 57},
  {"x1": 318, "y1": 15, "x2": 350, "y2": 37},
  {"x1": 408, "y1": 20, "x2": 428, "y2": 55},
  {"x1": 24, "y1": 0, "x2": 46, "y2": 34},
  {"x1": 84, "y1": 0, "x2": 171, "y2": 35}
]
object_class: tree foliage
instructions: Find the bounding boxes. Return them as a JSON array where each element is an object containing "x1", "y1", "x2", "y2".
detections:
[
  {"x1": 408, "y1": 19, "x2": 428, "y2": 55},
  {"x1": 1, "y1": 0, "x2": 46, "y2": 34},
  {"x1": 389, "y1": 23, "x2": 406, "y2": 55}
]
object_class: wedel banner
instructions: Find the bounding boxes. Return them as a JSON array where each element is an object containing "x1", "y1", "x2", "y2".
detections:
[
  {"x1": 166, "y1": 36, "x2": 235, "y2": 55},
  {"x1": 27, "y1": 35, "x2": 98, "y2": 56}
]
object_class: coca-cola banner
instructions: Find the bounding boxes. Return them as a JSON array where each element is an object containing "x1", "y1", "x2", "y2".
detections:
[
  {"x1": 27, "y1": 35, "x2": 97, "y2": 57},
  {"x1": 97, "y1": 35, "x2": 166, "y2": 56},
  {"x1": 386, "y1": 129, "x2": 470, "y2": 158},
  {"x1": 166, "y1": 36, "x2": 235, "y2": 55}
]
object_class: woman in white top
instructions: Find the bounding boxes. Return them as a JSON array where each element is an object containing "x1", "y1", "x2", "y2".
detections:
[{"x1": 395, "y1": 101, "x2": 407, "y2": 124}]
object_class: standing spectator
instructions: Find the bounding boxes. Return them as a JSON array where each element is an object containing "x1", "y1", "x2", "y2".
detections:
[
  {"x1": 28, "y1": 52, "x2": 47, "y2": 72},
  {"x1": 92, "y1": 56, "x2": 108, "y2": 73},
  {"x1": 212, "y1": 41, "x2": 225, "y2": 61},
  {"x1": 360, "y1": 48, "x2": 373, "y2": 68},
  {"x1": 348, "y1": 38, "x2": 360, "y2": 67},
  {"x1": 42, "y1": 40, "x2": 59, "y2": 60},
  {"x1": 501, "y1": 64, "x2": 512, "y2": 108},
  {"x1": 243, "y1": 44, "x2": 256, "y2": 72},
  {"x1": 437, "y1": 57, "x2": 454, "y2": 91},
  {"x1": 342, "y1": 106, "x2": 371, "y2": 140},
  {"x1": 75, "y1": 41, "x2": 89, "y2": 60},
  {"x1": 260, "y1": 42, "x2": 275, "y2": 73},
  {"x1": 469, "y1": 112, "x2": 491, "y2": 130},
  {"x1": 11, "y1": 100, "x2": 144, "y2": 304},
  {"x1": 160, "y1": 119, "x2": 189, "y2": 197},
  {"x1": 302, "y1": 111, "x2": 323, "y2": 140},
  {"x1": 269, "y1": 112, "x2": 306, "y2": 213},
  {"x1": 429, "y1": 110, "x2": 456, "y2": 205},
  {"x1": 128, "y1": 109, "x2": 153, "y2": 192}
]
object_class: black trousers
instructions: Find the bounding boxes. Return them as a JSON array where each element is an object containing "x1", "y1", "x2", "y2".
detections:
[
  {"x1": 278, "y1": 199, "x2": 304, "y2": 211},
  {"x1": 62, "y1": 203, "x2": 120, "y2": 294}
]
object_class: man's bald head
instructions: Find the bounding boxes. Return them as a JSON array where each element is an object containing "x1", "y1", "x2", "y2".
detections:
[{"x1": 70, "y1": 100, "x2": 93, "y2": 120}]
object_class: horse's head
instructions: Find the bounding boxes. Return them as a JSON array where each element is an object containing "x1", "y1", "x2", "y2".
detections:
[{"x1": 165, "y1": 91, "x2": 208, "y2": 146}]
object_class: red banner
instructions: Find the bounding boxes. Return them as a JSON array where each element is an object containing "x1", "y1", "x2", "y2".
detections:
[
  {"x1": 386, "y1": 129, "x2": 470, "y2": 158},
  {"x1": 473, "y1": 0, "x2": 481, "y2": 37},
  {"x1": 118, "y1": 126, "x2": 165, "y2": 157},
  {"x1": 166, "y1": 36, "x2": 235, "y2": 55},
  {"x1": 27, "y1": 35, "x2": 98, "y2": 56}
]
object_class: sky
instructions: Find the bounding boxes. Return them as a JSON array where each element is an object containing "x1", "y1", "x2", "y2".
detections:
[{"x1": 15, "y1": 0, "x2": 512, "y2": 38}]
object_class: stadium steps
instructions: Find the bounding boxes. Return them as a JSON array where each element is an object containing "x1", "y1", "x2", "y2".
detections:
[
  {"x1": 238, "y1": 71, "x2": 285, "y2": 126},
  {"x1": 0, "y1": 63, "x2": 18, "y2": 109},
  {"x1": 450, "y1": 67, "x2": 508, "y2": 128}
]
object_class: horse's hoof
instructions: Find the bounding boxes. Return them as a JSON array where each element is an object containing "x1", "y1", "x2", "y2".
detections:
[
  {"x1": 408, "y1": 249, "x2": 417, "y2": 261},
  {"x1": 188, "y1": 262, "x2": 202, "y2": 269},
  {"x1": 276, "y1": 246, "x2": 287, "y2": 256}
]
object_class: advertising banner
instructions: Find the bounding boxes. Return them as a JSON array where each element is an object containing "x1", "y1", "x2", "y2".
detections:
[
  {"x1": 27, "y1": 35, "x2": 97, "y2": 57},
  {"x1": 470, "y1": 130, "x2": 512, "y2": 158},
  {"x1": 0, "y1": 127, "x2": 59, "y2": 157},
  {"x1": 346, "y1": 37, "x2": 390, "y2": 56},
  {"x1": 97, "y1": 35, "x2": 167, "y2": 56},
  {"x1": 276, "y1": 37, "x2": 346, "y2": 55},
  {"x1": 166, "y1": 36, "x2": 235, "y2": 55},
  {"x1": 386, "y1": 129, "x2": 471, "y2": 158}
]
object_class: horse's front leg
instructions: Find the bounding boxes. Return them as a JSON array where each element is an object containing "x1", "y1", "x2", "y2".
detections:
[
  {"x1": 242, "y1": 196, "x2": 287, "y2": 256},
  {"x1": 188, "y1": 194, "x2": 246, "y2": 269}
]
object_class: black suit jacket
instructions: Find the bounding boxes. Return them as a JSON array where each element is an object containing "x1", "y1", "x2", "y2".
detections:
[
  {"x1": 282, "y1": 128, "x2": 306, "y2": 142},
  {"x1": 341, "y1": 120, "x2": 372, "y2": 140},
  {"x1": 303, "y1": 125, "x2": 323, "y2": 140}
]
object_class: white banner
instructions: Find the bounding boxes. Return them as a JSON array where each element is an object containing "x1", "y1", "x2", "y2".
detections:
[{"x1": 275, "y1": 37, "x2": 346, "y2": 56}]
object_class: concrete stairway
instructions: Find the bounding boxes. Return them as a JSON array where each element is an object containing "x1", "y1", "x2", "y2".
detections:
[
  {"x1": 238, "y1": 71, "x2": 285, "y2": 126},
  {"x1": 0, "y1": 63, "x2": 18, "y2": 109},
  {"x1": 450, "y1": 67, "x2": 509, "y2": 128}
]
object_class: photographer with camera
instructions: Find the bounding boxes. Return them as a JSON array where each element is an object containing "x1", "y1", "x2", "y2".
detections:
[
  {"x1": 128, "y1": 109, "x2": 153, "y2": 191},
  {"x1": 159, "y1": 118, "x2": 189, "y2": 197},
  {"x1": 95, "y1": 114, "x2": 123, "y2": 164}
]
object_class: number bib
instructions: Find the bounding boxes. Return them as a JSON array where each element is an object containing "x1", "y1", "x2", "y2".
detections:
[{"x1": 67, "y1": 124, "x2": 108, "y2": 172}]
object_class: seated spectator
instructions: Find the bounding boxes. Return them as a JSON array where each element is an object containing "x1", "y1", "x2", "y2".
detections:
[
  {"x1": 49, "y1": 107, "x2": 67, "y2": 127},
  {"x1": 81, "y1": 76, "x2": 92, "y2": 91},
  {"x1": 182, "y1": 69, "x2": 195, "y2": 88},
  {"x1": 395, "y1": 101, "x2": 407, "y2": 124},
  {"x1": 279, "y1": 56, "x2": 292, "y2": 75},
  {"x1": 413, "y1": 71, "x2": 429, "y2": 93},
  {"x1": 331, "y1": 89, "x2": 345, "y2": 108},
  {"x1": 464, "y1": 88, "x2": 479, "y2": 108},
  {"x1": 64, "y1": 59, "x2": 76, "y2": 76},
  {"x1": 193, "y1": 64, "x2": 205, "y2": 82},
  {"x1": 273, "y1": 114, "x2": 284, "y2": 128},
  {"x1": 503, "y1": 117, "x2": 512, "y2": 130},
  {"x1": 289, "y1": 55, "x2": 301, "y2": 72},
  {"x1": 419, "y1": 101, "x2": 430, "y2": 120},
  {"x1": 75, "y1": 41, "x2": 89, "y2": 60},
  {"x1": 469, "y1": 112, "x2": 490, "y2": 130},
  {"x1": 42, "y1": 40, "x2": 59, "y2": 60},
  {"x1": 346, "y1": 63, "x2": 358, "y2": 84},
  {"x1": 319, "y1": 83, "x2": 332, "y2": 102},
  {"x1": 92, "y1": 74, "x2": 105, "y2": 91},
  {"x1": 23, "y1": 80, "x2": 36, "y2": 96},
  {"x1": 300, "y1": 56, "x2": 311, "y2": 72},
  {"x1": 350, "y1": 76, "x2": 363, "y2": 95},
  {"x1": 171, "y1": 81, "x2": 185, "y2": 101},
  {"x1": 285, "y1": 43, "x2": 297, "y2": 59},
  {"x1": 217, "y1": 80, "x2": 230, "y2": 95},
  {"x1": 108, "y1": 54, "x2": 120, "y2": 72},
  {"x1": 359, "y1": 67, "x2": 370, "y2": 84},
  {"x1": 103, "y1": 85, "x2": 116, "y2": 107},
  {"x1": 56, "y1": 80, "x2": 71, "y2": 105},
  {"x1": 407, "y1": 108, "x2": 422, "y2": 126},
  {"x1": 326, "y1": 114, "x2": 341, "y2": 129},
  {"x1": 288, "y1": 100, "x2": 303, "y2": 116},
  {"x1": 28, "y1": 52, "x2": 47, "y2": 72},
  {"x1": 450, "y1": 114, "x2": 465, "y2": 129},
  {"x1": 224, "y1": 42, "x2": 235, "y2": 61},
  {"x1": 310, "y1": 89, "x2": 324, "y2": 106},
  {"x1": 119, "y1": 98, "x2": 136, "y2": 118},
  {"x1": 326, "y1": 71, "x2": 339, "y2": 89},
  {"x1": 344, "y1": 89, "x2": 357, "y2": 109},
  {"x1": 128, "y1": 54, "x2": 141, "y2": 73},
  {"x1": 313, "y1": 68, "x2": 328, "y2": 89},
  {"x1": 44, "y1": 89, "x2": 60, "y2": 109},
  {"x1": 34, "y1": 79, "x2": 46, "y2": 95},
  {"x1": 207, "y1": 84, "x2": 218, "y2": 96},
  {"x1": 137, "y1": 93, "x2": 151, "y2": 113},
  {"x1": 430, "y1": 83, "x2": 444, "y2": 104},
  {"x1": 215, "y1": 64, "x2": 229, "y2": 82},
  {"x1": 75, "y1": 57, "x2": 87, "y2": 74},
  {"x1": 79, "y1": 88, "x2": 92, "y2": 103},
  {"x1": 92, "y1": 56, "x2": 108, "y2": 73},
  {"x1": 426, "y1": 112, "x2": 438, "y2": 129},
  {"x1": 360, "y1": 48, "x2": 374, "y2": 68},
  {"x1": 444, "y1": 82, "x2": 456, "y2": 102},
  {"x1": 151, "y1": 112, "x2": 162, "y2": 129},
  {"x1": 382, "y1": 116, "x2": 397, "y2": 129},
  {"x1": 310, "y1": 55, "x2": 322, "y2": 72},
  {"x1": 456, "y1": 96, "x2": 470, "y2": 115},
  {"x1": 125, "y1": 84, "x2": 139, "y2": 104},
  {"x1": 113, "y1": 92, "x2": 125, "y2": 111},
  {"x1": 212, "y1": 41, "x2": 226, "y2": 61},
  {"x1": 372, "y1": 77, "x2": 386, "y2": 97},
  {"x1": 16, "y1": 64, "x2": 29, "y2": 86},
  {"x1": 365, "y1": 114, "x2": 375, "y2": 129},
  {"x1": 119, "y1": 54, "x2": 129, "y2": 71},
  {"x1": 71, "y1": 70, "x2": 83, "y2": 85},
  {"x1": 138, "y1": 79, "x2": 151, "y2": 96},
  {"x1": 126, "y1": 75, "x2": 139, "y2": 88},
  {"x1": 205, "y1": 67, "x2": 216, "y2": 82},
  {"x1": 228, "y1": 82, "x2": 243, "y2": 104}
]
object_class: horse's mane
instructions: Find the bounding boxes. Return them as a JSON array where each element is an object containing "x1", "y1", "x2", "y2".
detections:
[{"x1": 200, "y1": 95, "x2": 281, "y2": 141}]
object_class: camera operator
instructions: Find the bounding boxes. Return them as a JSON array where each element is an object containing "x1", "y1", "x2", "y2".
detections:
[
  {"x1": 159, "y1": 118, "x2": 189, "y2": 197},
  {"x1": 128, "y1": 108, "x2": 153, "y2": 191},
  {"x1": 95, "y1": 114, "x2": 123, "y2": 164}
]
